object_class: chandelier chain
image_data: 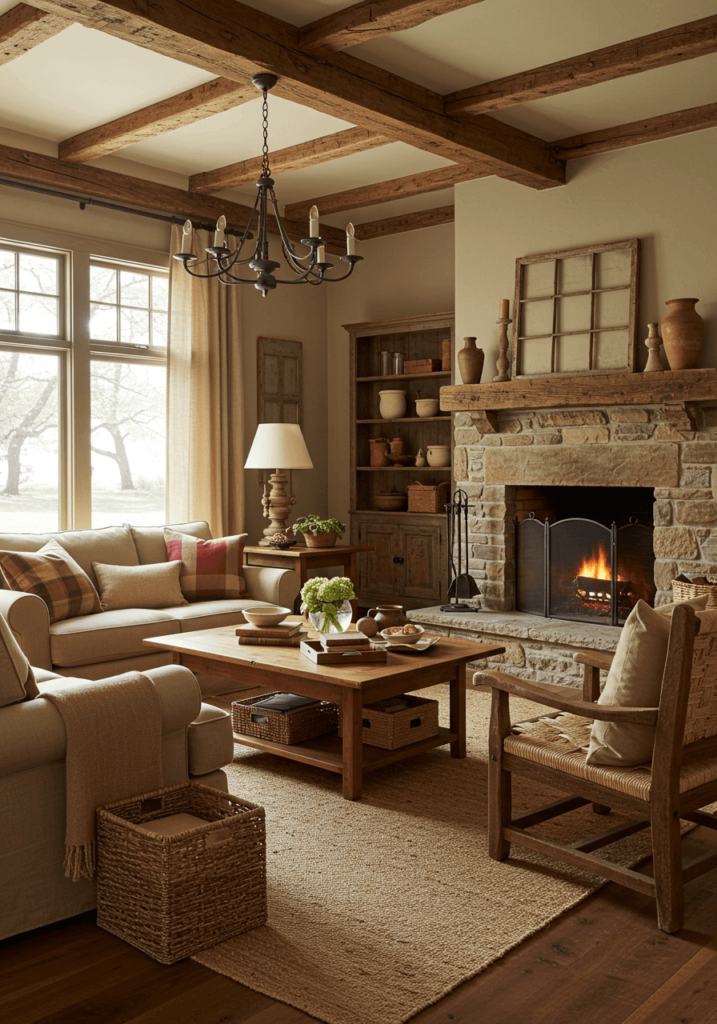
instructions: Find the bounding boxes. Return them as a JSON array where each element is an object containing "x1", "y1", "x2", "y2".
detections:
[{"x1": 261, "y1": 89, "x2": 271, "y2": 177}]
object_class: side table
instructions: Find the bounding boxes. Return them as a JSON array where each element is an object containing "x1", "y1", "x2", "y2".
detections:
[{"x1": 243, "y1": 544, "x2": 373, "y2": 615}]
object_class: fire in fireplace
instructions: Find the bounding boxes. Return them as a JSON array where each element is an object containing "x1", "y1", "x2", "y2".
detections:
[{"x1": 574, "y1": 545, "x2": 633, "y2": 620}]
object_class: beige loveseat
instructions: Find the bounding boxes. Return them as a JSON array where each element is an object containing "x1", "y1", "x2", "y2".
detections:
[
  {"x1": 0, "y1": 521, "x2": 300, "y2": 688},
  {"x1": 1, "y1": 662, "x2": 234, "y2": 941}
]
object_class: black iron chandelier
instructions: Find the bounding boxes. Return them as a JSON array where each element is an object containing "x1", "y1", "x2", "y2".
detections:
[{"x1": 173, "y1": 73, "x2": 363, "y2": 297}]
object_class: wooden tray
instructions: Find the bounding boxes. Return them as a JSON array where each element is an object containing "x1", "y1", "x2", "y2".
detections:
[{"x1": 300, "y1": 640, "x2": 388, "y2": 665}]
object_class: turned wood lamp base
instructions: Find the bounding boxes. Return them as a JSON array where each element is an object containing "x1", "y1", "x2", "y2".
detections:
[{"x1": 258, "y1": 468, "x2": 296, "y2": 545}]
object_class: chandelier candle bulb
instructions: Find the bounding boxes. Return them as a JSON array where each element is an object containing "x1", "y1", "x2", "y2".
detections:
[
  {"x1": 499, "y1": 298, "x2": 510, "y2": 319},
  {"x1": 181, "y1": 219, "x2": 193, "y2": 253},
  {"x1": 317, "y1": 245, "x2": 326, "y2": 263},
  {"x1": 214, "y1": 215, "x2": 226, "y2": 249},
  {"x1": 346, "y1": 223, "x2": 356, "y2": 255},
  {"x1": 310, "y1": 205, "x2": 319, "y2": 238}
]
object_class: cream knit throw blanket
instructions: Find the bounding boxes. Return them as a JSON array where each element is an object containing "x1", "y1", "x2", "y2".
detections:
[{"x1": 40, "y1": 672, "x2": 164, "y2": 881}]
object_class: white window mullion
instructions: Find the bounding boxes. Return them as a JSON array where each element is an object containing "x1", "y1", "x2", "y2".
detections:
[{"x1": 69, "y1": 250, "x2": 92, "y2": 530}]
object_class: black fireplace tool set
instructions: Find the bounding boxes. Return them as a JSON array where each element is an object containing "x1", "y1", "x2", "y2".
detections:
[{"x1": 440, "y1": 489, "x2": 480, "y2": 613}]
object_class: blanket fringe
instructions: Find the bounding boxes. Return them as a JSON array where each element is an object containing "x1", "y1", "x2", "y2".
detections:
[{"x1": 64, "y1": 840, "x2": 96, "y2": 882}]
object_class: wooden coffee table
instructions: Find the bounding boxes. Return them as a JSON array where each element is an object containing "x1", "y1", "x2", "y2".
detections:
[{"x1": 145, "y1": 626, "x2": 504, "y2": 800}]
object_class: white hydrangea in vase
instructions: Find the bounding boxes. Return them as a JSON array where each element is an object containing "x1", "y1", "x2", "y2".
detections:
[{"x1": 301, "y1": 576, "x2": 355, "y2": 633}]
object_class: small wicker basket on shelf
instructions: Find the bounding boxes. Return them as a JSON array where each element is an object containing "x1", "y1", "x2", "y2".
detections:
[
  {"x1": 407, "y1": 480, "x2": 450, "y2": 514},
  {"x1": 672, "y1": 576, "x2": 717, "y2": 608},
  {"x1": 232, "y1": 692, "x2": 338, "y2": 744}
]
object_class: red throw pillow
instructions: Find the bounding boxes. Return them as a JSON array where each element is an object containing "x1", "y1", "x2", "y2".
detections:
[{"x1": 163, "y1": 529, "x2": 249, "y2": 601}]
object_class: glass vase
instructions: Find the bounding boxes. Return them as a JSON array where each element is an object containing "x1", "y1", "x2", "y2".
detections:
[{"x1": 308, "y1": 599, "x2": 353, "y2": 634}]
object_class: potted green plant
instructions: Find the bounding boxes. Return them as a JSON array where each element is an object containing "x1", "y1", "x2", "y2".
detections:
[{"x1": 292, "y1": 515, "x2": 345, "y2": 549}]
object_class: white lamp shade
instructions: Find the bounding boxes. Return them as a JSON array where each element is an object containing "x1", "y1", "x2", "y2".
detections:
[{"x1": 244, "y1": 422, "x2": 314, "y2": 470}]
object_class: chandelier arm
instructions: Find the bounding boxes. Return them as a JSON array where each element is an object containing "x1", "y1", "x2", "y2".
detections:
[{"x1": 180, "y1": 261, "x2": 231, "y2": 280}]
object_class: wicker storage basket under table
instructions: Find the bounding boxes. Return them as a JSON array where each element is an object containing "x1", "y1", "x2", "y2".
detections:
[
  {"x1": 672, "y1": 578, "x2": 717, "y2": 607},
  {"x1": 96, "y1": 782, "x2": 266, "y2": 965},
  {"x1": 232, "y1": 692, "x2": 339, "y2": 744},
  {"x1": 338, "y1": 694, "x2": 439, "y2": 749},
  {"x1": 407, "y1": 481, "x2": 450, "y2": 514}
]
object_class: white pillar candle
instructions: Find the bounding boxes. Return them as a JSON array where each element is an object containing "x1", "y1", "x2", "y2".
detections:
[
  {"x1": 499, "y1": 298, "x2": 510, "y2": 319},
  {"x1": 346, "y1": 222, "x2": 355, "y2": 255},
  {"x1": 309, "y1": 205, "x2": 319, "y2": 238},
  {"x1": 180, "y1": 219, "x2": 193, "y2": 253},
  {"x1": 317, "y1": 245, "x2": 326, "y2": 263},
  {"x1": 214, "y1": 215, "x2": 226, "y2": 248}
]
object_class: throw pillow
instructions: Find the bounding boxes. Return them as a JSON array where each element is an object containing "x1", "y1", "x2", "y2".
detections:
[
  {"x1": 124, "y1": 521, "x2": 212, "y2": 565},
  {"x1": 0, "y1": 539, "x2": 100, "y2": 624},
  {"x1": 92, "y1": 560, "x2": 188, "y2": 611},
  {"x1": 163, "y1": 528, "x2": 249, "y2": 601},
  {"x1": 586, "y1": 596, "x2": 708, "y2": 767},
  {"x1": 0, "y1": 613, "x2": 38, "y2": 706}
]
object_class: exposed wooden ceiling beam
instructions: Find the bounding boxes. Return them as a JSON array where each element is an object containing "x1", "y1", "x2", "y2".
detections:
[
  {"x1": 446, "y1": 13, "x2": 717, "y2": 116},
  {"x1": 355, "y1": 205, "x2": 454, "y2": 240},
  {"x1": 300, "y1": 0, "x2": 485, "y2": 54},
  {"x1": 30, "y1": 0, "x2": 564, "y2": 190},
  {"x1": 0, "y1": 142, "x2": 348, "y2": 252},
  {"x1": 58, "y1": 78, "x2": 257, "y2": 163},
  {"x1": 0, "y1": 2, "x2": 67, "y2": 66},
  {"x1": 189, "y1": 127, "x2": 387, "y2": 194},
  {"x1": 286, "y1": 163, "x2": 482, "y2": 220},
  {"x1": 554, "y1": 102, "x2": 717, "y2": 161}
]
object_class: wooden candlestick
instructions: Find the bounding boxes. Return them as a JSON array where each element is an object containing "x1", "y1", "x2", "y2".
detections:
[
  {"x1": 493, "y1": 315, "x2": 512, "y2": 382},
  {"x1": 643, "y1": 322, "x2": 664, "y2": 372}
]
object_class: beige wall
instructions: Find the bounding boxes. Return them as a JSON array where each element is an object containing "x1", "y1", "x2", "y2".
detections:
[
  {"x1": 325, "y1": 223, "x2": 455, "y2": 530},
  {"x1": 455, "y1": 129, "x2": 717, "y2": 377}
]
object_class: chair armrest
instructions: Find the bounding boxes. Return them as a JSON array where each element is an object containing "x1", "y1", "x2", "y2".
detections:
[
  {"x1": 573, "y1": 650, "x2": 615, "y2": 671},
  {"x1": 0, "y1": 590, "x2": 51, "y2": 669},
  {"x1": 476, "y1": 669, "x2": 658, "y2": 725},
  {"x1": 243, "y1": 565, "x2": 301, "y2": 608}
]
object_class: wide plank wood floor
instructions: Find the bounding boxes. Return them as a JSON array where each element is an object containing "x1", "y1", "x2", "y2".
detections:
[{"x1": 4, "y1": 826, "x2": 717, "y2": 1024}]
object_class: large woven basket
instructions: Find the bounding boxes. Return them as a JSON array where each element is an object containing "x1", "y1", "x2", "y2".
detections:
[
  {"x1": 338, "y1": 694, "x2": 439, "y2": 749},
  {"x1": 232, "y1": 691, "x2": 338, "y2": 743},
  {"x1": 672, "y1": 578, "x2": 717, "y2": 608},
  {"x1": 407, "y1": 480, "x2": 450, "y2": 514},
  {"x1": 96, "y1": 782, "x2": 266, "y2": 964}
]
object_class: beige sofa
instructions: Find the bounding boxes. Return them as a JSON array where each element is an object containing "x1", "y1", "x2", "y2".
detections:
[
  {"x1": 0, "y1": 521, "x2": 300, "y2": 688},
  {"x1": 1, "y1": 662, "x2": 234, "y2": 941}
]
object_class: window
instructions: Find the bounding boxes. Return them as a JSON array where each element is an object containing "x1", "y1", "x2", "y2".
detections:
[{"x1": 0, "y1": 239, "x2": 168, "y2": 533}]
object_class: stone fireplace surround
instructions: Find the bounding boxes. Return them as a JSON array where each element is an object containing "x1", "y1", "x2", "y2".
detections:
[{"x1": 409, "y1": 397, "x2": 717, "y2": 688}]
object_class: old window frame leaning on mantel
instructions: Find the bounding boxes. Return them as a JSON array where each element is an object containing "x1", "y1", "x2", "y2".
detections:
[
  {"x1": 256, "y1": 335, "x2": 303, "y2": 492},
  {"x1": 511, "y1": 238, "x2": 640, "y2": 380}
]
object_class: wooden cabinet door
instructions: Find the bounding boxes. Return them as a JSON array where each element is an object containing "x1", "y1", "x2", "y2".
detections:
[
  {"x1": 400, "y1": 524, "x2": 444, "y2": 603},
  {"x1": 357, "y1": 521, "x2": 398, "y2": 598}
]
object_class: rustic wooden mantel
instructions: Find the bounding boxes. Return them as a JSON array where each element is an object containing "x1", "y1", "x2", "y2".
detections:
[{"x1": 440, "y1": 367, "x2": 717, "y2": 432}]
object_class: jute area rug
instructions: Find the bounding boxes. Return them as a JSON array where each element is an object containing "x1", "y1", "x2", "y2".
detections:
[{"x1": 194, "y1": 688, "x2": 659, "y2": 1024}]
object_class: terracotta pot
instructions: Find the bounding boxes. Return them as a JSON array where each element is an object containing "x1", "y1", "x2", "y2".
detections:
[
  {"x1": 378, "y1": 389, "x2": 407, "y2": 419},
  {"x1": 457, "y1": 337, "x2": 484, "y2": 384},
  {"x1": 661, "y1": 298, "x2": 704, "y2": 370},
  {"x1": 389, "y1": 436, "x2": 405, "y2": 456},
  {"x1": 369, "y1": 438, "x2": 390, "y2": 466},
  {"x1": 302, "y1": 530, "x2": 338, "y2": 548},
  {"x1": 368, "y1": 605, "x2": 408, "y2": 630}
]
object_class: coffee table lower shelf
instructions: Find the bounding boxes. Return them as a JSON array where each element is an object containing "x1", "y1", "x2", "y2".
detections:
[{"x1": 232, "y1": 725, "x2": 456, "y2": 774}]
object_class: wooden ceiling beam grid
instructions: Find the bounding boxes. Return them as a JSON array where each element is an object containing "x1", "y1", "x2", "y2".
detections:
[
  {"x1": 355, "y1": 205, "x2": 454, "y2": 240},
  {"x1": 0, "y1": 2, "x2": 67, "y2": 66},
  {"x1": 0, "y1": 142, "x2": 348, "y2": 253},
  {"x1": 300, "y1": 0, "x2": 485, "y2": 53},
  {"x1": 58, "y1": 78, "x2": 258, "y2": 163},
  {"x1": 189, "y1": 127, "x2": 388, "y2": 194},
  {"x1": 553, "y1": 102, "x2": 717, "y2": 161},
  {"x1": 29, "y1": 0, "x2": 564, "y2": 190},
  {"x1": 286, "y1": 163, "x2": 483, "y2": 220},
  {"x1": 446, "y1": 13, "x2": 717, "y2": 115}
]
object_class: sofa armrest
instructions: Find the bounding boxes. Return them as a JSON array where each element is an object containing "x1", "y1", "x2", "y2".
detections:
[
  {"x1": 243, "y1": 565, "x2": 301, "y2": 608},
  {"x1": 143, "y1": 664, "x2": 202, "y2": 734},
  {"x1": 0, "y1": 590, "x2": 51, "y2": 670}
]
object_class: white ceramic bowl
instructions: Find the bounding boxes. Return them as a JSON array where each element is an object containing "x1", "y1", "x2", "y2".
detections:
[
  {"x1": 427, "y1": 445, "x2": 451, "y2": 467},
  {"x1": 242, "y1": 605, "x2": 291, "y2": 628},
  {"x1": 380, "y1": 624, "x2": 425, "y2": 645},
  {"x1": 415, "y1": 399, "x2": 440, "y2": 418}
]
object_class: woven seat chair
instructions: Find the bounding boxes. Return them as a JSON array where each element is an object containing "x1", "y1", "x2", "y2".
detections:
[{"x1": 480, "y1": 604, "x2": 717, "y2": 932}]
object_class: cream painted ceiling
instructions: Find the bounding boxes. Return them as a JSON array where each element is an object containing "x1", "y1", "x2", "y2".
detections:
[{"x1": 0, "y1": 0, "x2": 715, "y2": 229}]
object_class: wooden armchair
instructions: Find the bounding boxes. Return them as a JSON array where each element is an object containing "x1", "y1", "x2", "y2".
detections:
[{"x1": 480, "y1": 604, "x2": 717, "y2": 932}]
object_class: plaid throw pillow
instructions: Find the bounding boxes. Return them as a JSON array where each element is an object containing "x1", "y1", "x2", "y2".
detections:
[
  {"x1": 0, "y1": 539, "x2": 100, "y2": 624},
  {"x1": 163, "y1": 529, "x2": 249, "y2": 601}
]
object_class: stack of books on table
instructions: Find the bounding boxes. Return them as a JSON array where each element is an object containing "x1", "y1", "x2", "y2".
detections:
[
  {"x1": 235, "y1": 622, "x2": 309, "y2": 647},
  {"x1": 320, "y1": 632, "x2": 373, "y2": 653}
]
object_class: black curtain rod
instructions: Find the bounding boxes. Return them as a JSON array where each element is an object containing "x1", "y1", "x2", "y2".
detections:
[{"x1": 0, "y1": 176, "x2": 242, "y2": 235}]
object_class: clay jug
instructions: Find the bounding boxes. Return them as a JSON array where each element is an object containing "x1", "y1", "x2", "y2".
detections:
[
  {"x1": 369, "y1": 438, "x2": 389, "y2": 466},
  {"x1": 661, "y1": 298, "x2": 704, "y2": 370},
  {"x1": 367, "y1": 605, "x2": 408, "y2": 631},
  {"x1": 457, "y1": 337, "x2": 484, "y2": 384}
]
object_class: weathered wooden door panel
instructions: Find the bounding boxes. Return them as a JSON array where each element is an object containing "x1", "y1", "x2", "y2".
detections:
[
  {"x1": 257, "y1": 337, "x2": 302, "y2": 425},
  {"x1": 401, "y1": 524, "x2": 443, "y2": 602},
  {"x1": 358, "y1": 522, "x2": 397, "y2": 598}
]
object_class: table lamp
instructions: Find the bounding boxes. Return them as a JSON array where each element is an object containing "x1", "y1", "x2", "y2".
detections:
[{"x1": 244, "y1": 423, "x2": 314, "y2": 545}]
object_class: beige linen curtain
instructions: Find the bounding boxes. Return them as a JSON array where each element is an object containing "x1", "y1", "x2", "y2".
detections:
[{"x1": 167, "y1": 223, "x2": 244, "y2": 536}]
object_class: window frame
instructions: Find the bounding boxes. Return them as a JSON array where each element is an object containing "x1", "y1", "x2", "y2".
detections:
[
  {"x1": 89, "y1": 256, "x2": 168, "y2": 359},
  {"x1": 0, "y1": 241, "x2": 69, "y2": 343}
]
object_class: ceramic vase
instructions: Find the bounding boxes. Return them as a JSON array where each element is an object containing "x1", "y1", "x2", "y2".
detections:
[
  {"x1": 378, "y1": 389, "x2": 407, "y2": 419},
  {"x1": 661, "y1": 298, "x2": 704, "y2": 371},
  {"x1": 457, "y1": 337, "x2": 484, "y2": 384}
]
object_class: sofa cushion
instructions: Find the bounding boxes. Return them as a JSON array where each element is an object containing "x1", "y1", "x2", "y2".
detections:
[
  {"x1": 93, "y1": 560, "x2": 187, "y2": 611},
  {"x1": 49, "y1": 608, "x2": 180, "y2": 667},
  {"x1": 52, "y1": 525, "x2": 139, "y2": 589},
  {"x1": 164, "y1": 529, "x2": 249, "y2": 601},
  {"x1": 162, "y1": 598, "x2": 264, "y2": 632},
  {"x1": 0, "y1": 539, "x2": 100, "y2": 624},
  {"x1": 126, "y1": 521, "x2": 212, "y2": 565},
  {"x1": 0, "y1": 613, "x2": 38, "y2": 706}
]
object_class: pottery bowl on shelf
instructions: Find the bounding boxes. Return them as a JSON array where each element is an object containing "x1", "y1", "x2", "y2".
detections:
[
  {"x1": 426, "y1": 445, "x2": 451, "y2": 467},
  {"x1": 242, "y1": 605, "x2": 291, "y2": 628},
  {"x1": 374, "y1": 492, "x2": 407, "y2": 511},
  {"x1": 378, "y1": 389, "x2": 407, "y2": 419},
  {"x1": 379, "y1": 624, "x2": 425, "y2": 645},
  {"x1": 415, "y1": 398, "x2": 440, "y2": 418}
]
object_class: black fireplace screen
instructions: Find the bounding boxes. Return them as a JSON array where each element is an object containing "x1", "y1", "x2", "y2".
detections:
[{"x1": 516, "y1": 515, "x2": 655, "y2": 625}]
